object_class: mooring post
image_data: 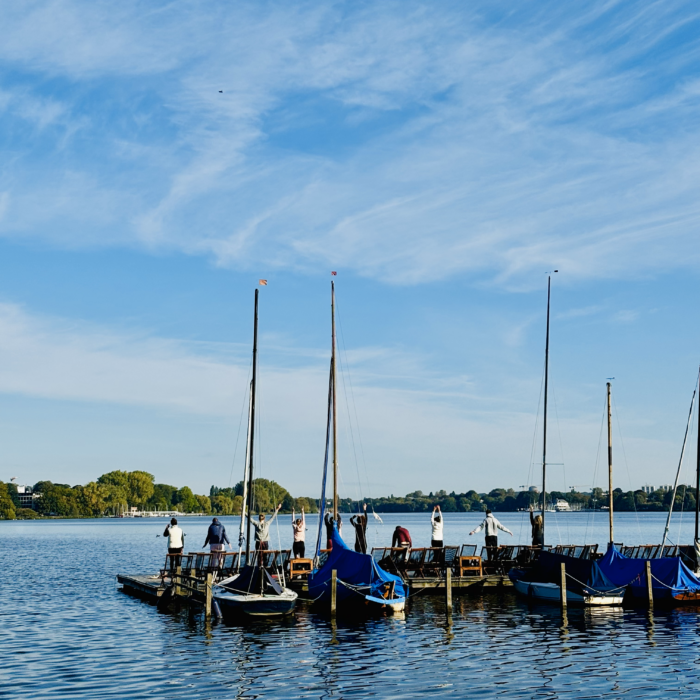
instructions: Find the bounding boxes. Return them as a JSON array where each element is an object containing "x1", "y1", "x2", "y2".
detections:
[
  {"x1": 205, "y1": 572, "x2": 213, "y2": 617},
  {"x1": 445, "y1": 567, "x2": 453, "y2": 612},
  {"x1": 331, "y1": 569, "x2": 337, "y2": 616},
  {"x1": 560, "y1": 563, "x2": 567, "y2": 608},
  {"x1": 646, "y1": 560, "x2": 653, "y2": 608},
  {"x1": 174, "y1": 564, "x2": 182, "y2": 597}
]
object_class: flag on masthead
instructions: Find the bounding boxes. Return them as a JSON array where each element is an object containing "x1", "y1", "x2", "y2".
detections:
[{"x1": 259, "y1": 279, "x2": 268, "y2": 286}]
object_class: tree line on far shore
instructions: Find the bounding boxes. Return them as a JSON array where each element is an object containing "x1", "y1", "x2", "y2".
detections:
[
  {"x1": 0, "y1": 475, "x2": 694, "y2": 520},
  {"x1": 0, "y1": 471, "x2": 318, "y2": 520}
]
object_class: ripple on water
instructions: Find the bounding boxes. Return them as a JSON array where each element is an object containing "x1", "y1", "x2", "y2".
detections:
[{"x1": 3, "y1": 521, "x2": 700, "y2": 698}]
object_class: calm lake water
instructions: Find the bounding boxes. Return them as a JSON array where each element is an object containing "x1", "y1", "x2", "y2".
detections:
[{"x1": 3, "y1": 513, "x2": 700, "y2": 699}]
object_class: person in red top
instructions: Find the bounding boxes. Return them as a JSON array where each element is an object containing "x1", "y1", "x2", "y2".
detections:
[{"x1": 392, "y1": 525, "x2": 412, "y2": 549}]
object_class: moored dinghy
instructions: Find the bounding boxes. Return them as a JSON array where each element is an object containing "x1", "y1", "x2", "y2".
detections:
[
  {"x1": 212, "y1": 285, "x2": 298, "y2": 619},
  {"x1": 213, "y1": 565, "x2": 298, "y2": 617},
  {"x1": 510, "y1": 550, "x2": 625, "y2": 606},
  {"x1": 309, "y1": 527, "x2": 407, "y2": 612}
]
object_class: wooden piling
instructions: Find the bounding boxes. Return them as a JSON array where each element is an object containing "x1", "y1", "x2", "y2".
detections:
[
  {"x1": 560, "y1": 563, "x2": 567, "y2": 608},
  {"x1": 205, "y1": 572, "x2": 213, "y2": 617},
  {"x1": 331, "y1": 569, "x2": 337, "y2": 615},
  {"x1": 445, "y1": 568, "x2": 453, "y2": 612},
  {"x1": 174, "y1": 564, "x2": 182, "y2": 597},
  {"x1": 646, "y1": 560, "x2": 653, "y2": 607}
]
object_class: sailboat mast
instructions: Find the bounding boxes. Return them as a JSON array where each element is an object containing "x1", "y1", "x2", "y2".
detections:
[
  {"x1": 238, "y1": 384, "x2": 253, "y2": 567},
  {"x1": 245, "y1": 289, "x2": 259, "y2": 562},
  {"x1": 541, "y1": 275, "x2": 551, "y2": 542},
  {"x1": 607, "y1": 382, "x2": 614, "y2": 544},
  {"x1": 696, "y1": 365, "x2": 700, "y2": 543},
  {"x1": 331, "y1": 281, "x2": 338, "y2": 519}
]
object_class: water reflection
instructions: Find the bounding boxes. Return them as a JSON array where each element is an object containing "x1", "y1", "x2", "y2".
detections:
[{"x1": 5, "y1": 522, "x2": 700, "y2": 698}]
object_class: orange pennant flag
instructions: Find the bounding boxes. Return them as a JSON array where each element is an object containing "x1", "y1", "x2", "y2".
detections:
[{"x1": 259, "y1": 279, "x2": 268, "y2": 286}]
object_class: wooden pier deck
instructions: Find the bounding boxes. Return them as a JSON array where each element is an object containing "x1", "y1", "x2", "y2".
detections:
[
  {"x1": 117, "y1": 573, "x2": 168, "y2": 599},
  {"x1": 408, "y1": 574, "x2": 512, "y2": 590}
]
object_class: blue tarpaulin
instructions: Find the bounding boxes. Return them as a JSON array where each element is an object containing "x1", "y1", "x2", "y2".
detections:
[
  {"x1": 597, "y1": 543, "x2": 700, "y2": 601},
  {"x1": 308, "y1": 526, "x2": 407, "y2": 604}
]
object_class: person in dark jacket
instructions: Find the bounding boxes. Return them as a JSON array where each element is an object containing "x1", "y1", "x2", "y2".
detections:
[
  {"x1": 204, "y1": 517, "x2": 230, "y2": 565},
  {"x1": 324, "y1": 511, "x2": 342, "y2": 549},
  {"x1": 350, "y1": 504, "x2": 368, "y2": 554},
  {"x1": 529, "y1": 505, "x2": 544, "y2": 546}
]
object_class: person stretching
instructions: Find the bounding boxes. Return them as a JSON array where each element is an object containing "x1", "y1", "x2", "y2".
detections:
[
  {"x1": 248, "y1": 504, "x2": 281, "y2": 551},
  {"x1": 431, "y1": 505, "x2": 444, "y2": 548},
  {"x1": 469, "y1": 509, "x2": 513, "y2": 559},
  {"x1": 350, "y1": 504, "x2": 368, "y2": 554},
  {"x1": 292, "y1": 507, "x2": 306, "y2": 558}
]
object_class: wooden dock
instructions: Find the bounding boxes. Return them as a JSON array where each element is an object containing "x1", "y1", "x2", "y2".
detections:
[
  {"x1": 408, "y1": 574, "x2": 512, "y2": 590},
  {"x1": 117, "y1": 573, "x2": 167, "y2": 600}
]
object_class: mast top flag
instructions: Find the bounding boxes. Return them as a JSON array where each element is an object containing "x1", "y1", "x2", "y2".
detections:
[{"x1": 259, "y1": 279, "x2": 267, "y2": 285}]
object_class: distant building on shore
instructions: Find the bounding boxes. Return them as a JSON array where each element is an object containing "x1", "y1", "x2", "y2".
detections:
[
  {"x1": 641, "y1": 485, "x2": 654, "y2": 494},
  {"x1": 15, "y1": 484, "x2": 41, "y2": 510}
]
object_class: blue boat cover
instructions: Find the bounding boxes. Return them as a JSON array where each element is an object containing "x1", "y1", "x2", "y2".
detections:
[
  {"x1": 308, "y1": 525, "x2": 407, "y2": 603},
  {"x1": 522, "y1": 550, "x2": 620, "y2": 596},
  {"x1": 597, "y1": 543, "x2": 700, "y2": 599}
]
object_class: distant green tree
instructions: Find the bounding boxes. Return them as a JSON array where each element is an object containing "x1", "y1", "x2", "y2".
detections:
[
  {"x1": 127, "y1": 471, "x2": 155, "y2": 508},
  {"x1": 174, "y1": 486, "x2": 199, "y2": 513},
  {"x1": 0, "y1": 482, "x2": 16, "y2": 520},
  {"x1": 196, "y1": 495, "x2": 212, "y2": 514}
]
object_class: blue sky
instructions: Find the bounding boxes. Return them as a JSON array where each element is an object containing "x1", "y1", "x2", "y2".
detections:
[{"x1": 0, "y1": 1, "x2": 699, "y2": 498}]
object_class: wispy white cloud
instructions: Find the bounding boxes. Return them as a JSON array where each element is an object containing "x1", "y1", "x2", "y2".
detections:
[{"x1": 0, "y1": 1, "x2": 698, "y2": 288}]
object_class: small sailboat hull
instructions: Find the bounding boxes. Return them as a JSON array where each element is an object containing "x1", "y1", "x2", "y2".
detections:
[
  {"x1": 213, "y1": 588, "x2": 298, "y2": 617},
  {"x1": 512, "y1": 578, "x2": 623, "y2": 606}
]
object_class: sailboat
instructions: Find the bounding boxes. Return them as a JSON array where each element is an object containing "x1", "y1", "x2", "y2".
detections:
[
  {"x1": 510, "y1": 280, "x2": 624, "y2": 606},
  {"x1": 307, "y1": 279, "x2": 407, "y2": 613},
  {"x1": 213, "y1": 287, "x2": 298, "y2": 617},
  {"x1": 597, "y1": 370, "x2": 700, "y2": 604}
]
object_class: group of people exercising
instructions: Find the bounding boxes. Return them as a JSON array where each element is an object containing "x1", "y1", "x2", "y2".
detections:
[{"x1": 163, "y1": 502, "x2": 545, "y2": 562}]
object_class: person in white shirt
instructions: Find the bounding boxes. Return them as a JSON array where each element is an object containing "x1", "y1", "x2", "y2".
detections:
[
  {"x1": 163, "y1": 518, "x2": 184, "y2": 570},
  {"x1": 431, "y1": 505, "x2": 444, "y2": 548},
  {"x1": 291, "y1": 507, "x2": 306, "y2": 558},
  {"x1": 469, "y1": 510, "x2": 513, "y2": 559}
]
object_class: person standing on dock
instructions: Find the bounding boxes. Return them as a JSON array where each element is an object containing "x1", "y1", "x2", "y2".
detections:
[
  {"x1": 249, "y1": 504, "x2": 281, "y2": 551},
  {"x1": 204, "y1": 517, "x2": 230, "y2": 566},
  {"x1": 324, "y1": 511, "x2": 342, "y2": 550},
  {"x1": 430, "y1": 505, "x2": 444, "y2": 548},
  {"x1": 350, "y1": 504, "x2": 368, "y2": 554},
  {"x1": 163, "y1": 518, "x2": 184, "y2": 570},
  {"x1": 529, "y1": 505, "x2": 544, "y2": 546},
  {"x1": 469, "y1": 510, "x2": 512, "y2": 559},
  {"x1": 291, "y1": 507, "x2": 306, "y2": 558}
]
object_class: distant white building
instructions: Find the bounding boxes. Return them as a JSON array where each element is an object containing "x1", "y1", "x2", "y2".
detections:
[
  {"x1": 641, "y1": 485, "x2": 655, "y2": 494},
  {"x1": 15, "y1": 485, "x2": 41, "y2": 510}
]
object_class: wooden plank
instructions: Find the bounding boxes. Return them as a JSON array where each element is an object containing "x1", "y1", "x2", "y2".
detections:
[{"x1": 117, "y1": 574, "x2": 166, "y2": 598}]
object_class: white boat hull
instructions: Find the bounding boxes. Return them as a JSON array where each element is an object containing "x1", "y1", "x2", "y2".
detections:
[
  {"x1": 365, "y1": 594, "x2": 406, "y2": 613},
  {"x1": 213, "y1": 587, "x2": 298, "y2": 617},
  {"x1": 512, "y1": 579, "x2": 623, "y2": 606}
]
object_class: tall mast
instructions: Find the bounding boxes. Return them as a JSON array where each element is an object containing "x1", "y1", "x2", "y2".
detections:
[
  {"x1": 238, "y1": 384, "x2": 253, "y2": 568},
  {"x1": 331, "y1": 281, "x2": 338, "y2": 519},
  {"x1": 695, "y1": 365, "x2": 700, "y2": 544},
  {"x1": 607, "y1": 382, "x2": 614, "y2": 544},
  {"x1": 662, "y1": 382, "x2": 697, "y2": 549},
  {"x1": 541, "y1": 275, "x2": 551, "y2": 542},
  {"x1": 245, "y1": 288, "x2": 259, "y2": 563}
]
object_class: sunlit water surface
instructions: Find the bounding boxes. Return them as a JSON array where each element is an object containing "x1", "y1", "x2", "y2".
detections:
[{"x1": 3, "y1": 515, "x2": 700, "y2": 699}]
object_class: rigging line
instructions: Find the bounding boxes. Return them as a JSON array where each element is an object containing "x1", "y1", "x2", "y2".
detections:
[
  {"x1": 610, "y1": 391, "x2": 642, "y2": 543},
  {"x1": 522, "y1": 355, "x2": 546, "y2": 543},
  {"x1": 335, "y1": 299, "x2": 367, "y2": 504},
  {"x1": 586, "y1": 395, "x2": 607, "y2": 544},
  {"x1": 677, "y1": 483, "x2": 687, "y2": 546},
  {"x1": 550, "y1": 379, "x2": 570, "y2": 544},
  {"x1": 335, "y1": 344, "x2": 363, "y2": 504},
  {"x1": 227, "y1": 355, "x2": 254, "y2": 489}
]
